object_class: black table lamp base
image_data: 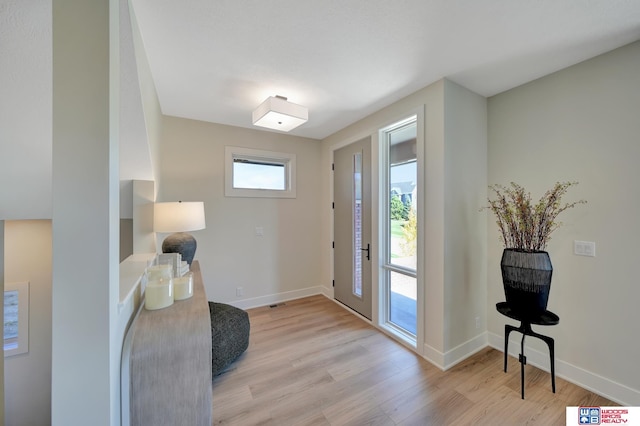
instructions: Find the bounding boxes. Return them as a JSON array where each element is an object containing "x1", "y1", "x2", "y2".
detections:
[{"x1": 162, "y1": 232, "x2": 197, "y2": 265}]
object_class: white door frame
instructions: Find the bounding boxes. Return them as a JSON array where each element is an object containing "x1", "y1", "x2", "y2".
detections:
[{"x1": 377, "y1": 108, "x2": 425, "y2": 354}]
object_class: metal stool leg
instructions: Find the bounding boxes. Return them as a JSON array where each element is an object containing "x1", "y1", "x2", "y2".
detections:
[
  {"x1": 504, "y1": 324, "x2": 512, "y2": 372},
  {"x1": 549, "y1": 338, "x2": 556, "y2": 393},
  {"x1": 540, "y1": 334, "x2": 556, "y2": 393},
  {"x1": 520, "y1": 332, "x2": 527, "y2": 399}
]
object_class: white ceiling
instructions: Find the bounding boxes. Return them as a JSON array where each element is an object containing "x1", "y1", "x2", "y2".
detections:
[{"x1": 130, "y1": 0, "x2": 640, "y2": 140}]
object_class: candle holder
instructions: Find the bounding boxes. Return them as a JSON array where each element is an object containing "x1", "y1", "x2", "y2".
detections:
[
  {"x1": 145, "y1": 278, "x2": 174, "y2": 310},
  {"x1": 173, "y1": 272, "x2": 193, "y2": 300}
]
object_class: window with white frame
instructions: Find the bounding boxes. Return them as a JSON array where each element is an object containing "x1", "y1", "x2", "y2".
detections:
[{"x1": 225, "y1": 146, "x2": 296, "y2": 198}]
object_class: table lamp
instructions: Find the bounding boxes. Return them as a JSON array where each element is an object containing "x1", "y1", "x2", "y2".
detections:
[{"x1": 154, "y1": 201, "x2": 206, "y2": 265}]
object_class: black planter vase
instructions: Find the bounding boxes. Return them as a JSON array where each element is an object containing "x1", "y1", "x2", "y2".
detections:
[{"x1": 500, "y1": 248, "x2": 553, "y2": 315}]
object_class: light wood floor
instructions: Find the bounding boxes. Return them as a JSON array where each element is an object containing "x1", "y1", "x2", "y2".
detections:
[{"x1": 212, "y1": 295, "x2": 614, "y2": 425}]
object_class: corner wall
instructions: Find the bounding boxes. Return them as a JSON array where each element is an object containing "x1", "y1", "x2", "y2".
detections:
[
  {"x1": 487, "y1": 41, "x2": 640, "y2": 405},
  {"x1": 158, "y1": 117, "x2": 324, "y2": 307},
  {"x1": 443, "y1": 80, "x2": 488, "y2": 357}
]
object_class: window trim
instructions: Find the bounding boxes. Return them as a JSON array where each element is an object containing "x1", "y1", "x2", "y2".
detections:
[{"x1": 225, "y1": 146, "x2": 297, "y2": 198}]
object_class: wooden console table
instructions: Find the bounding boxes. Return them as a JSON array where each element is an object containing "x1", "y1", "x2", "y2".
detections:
[{"x1": 123, "y1": 261, "x2": 212, "y2": 425}]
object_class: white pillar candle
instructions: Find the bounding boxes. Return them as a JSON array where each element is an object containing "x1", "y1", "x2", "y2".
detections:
[
  {"x1": 173, "y1": 273, "x2": 193, "y2": 300},
  {"x1": 145, "y1": 279, "x2": 174, "y2": 310},
  {"x1": 146, "y1": 264, "x2": 173, "y2": 281}
]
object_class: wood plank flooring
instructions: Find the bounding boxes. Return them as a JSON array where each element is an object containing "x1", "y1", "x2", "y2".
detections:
[{"x1": 212, "y1": 295, "x2": 614, "y2": 425}]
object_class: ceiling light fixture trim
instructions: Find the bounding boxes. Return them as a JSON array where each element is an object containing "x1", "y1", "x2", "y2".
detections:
[{"x1": 252, "y1": 95, "x2": 308, "y2": 132}]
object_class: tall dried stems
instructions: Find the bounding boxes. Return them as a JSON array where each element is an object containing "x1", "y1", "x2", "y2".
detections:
[{"x1": 484, "y1": 181, "x2": 586, "y2": 251}]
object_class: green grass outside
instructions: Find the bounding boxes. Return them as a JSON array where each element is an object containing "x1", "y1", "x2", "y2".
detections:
[{"x1": 391, "y1": 219, "x2": 406, "y2": 238}]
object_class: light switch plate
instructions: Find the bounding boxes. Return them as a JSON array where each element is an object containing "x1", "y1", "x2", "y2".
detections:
[{"x1": 574, "y1": 240, "x2": 596, "y2": 257}]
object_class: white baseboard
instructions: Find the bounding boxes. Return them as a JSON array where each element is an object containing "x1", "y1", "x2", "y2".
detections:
[
  {"x1": 422, "y1": 343, "x2": 445, "y2": 369},
  {"x1": 422, "y1": 332, "x2": 489, "y2": 371},
  {"x1": 488, "y1": 331, "x2": 640, "y2": 406},
  {"x1": 228, "y1": 286, "x2": 326, "y2": 310},
  {"x1": 443, "y1": 332, "x2": 489, "y2": 370},
  {"x1": 319, "y1": 285, "x2": 333, "y2": 299}
]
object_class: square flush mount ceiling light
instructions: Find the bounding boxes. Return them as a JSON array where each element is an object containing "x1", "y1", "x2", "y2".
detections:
[{"x1": 252, "y1": 95, "x2": 308, "y2": 132}]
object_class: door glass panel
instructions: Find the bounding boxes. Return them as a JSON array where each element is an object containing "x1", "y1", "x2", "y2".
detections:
[
  {"x1": 389, "y1": 271, "x2": 417, "y2": 335},
  {"x1": 353, "y1": 151, "x2": 363, "y2": 298},
  {"x1": 389, "y1": 160, "x2": 417, "y2": 270}
]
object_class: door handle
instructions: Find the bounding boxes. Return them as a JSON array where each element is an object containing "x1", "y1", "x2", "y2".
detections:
[{"x1": 360, "y1": 243, "x2": 370, "y2": 261}]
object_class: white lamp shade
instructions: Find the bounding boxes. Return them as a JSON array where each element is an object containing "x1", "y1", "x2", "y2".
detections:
[
  {"x1": 252, "y1": 96, "x2": 308, "y2": 132},
  {"x1": 154, "y1": 202, "x2": 206, "y2": 233}
]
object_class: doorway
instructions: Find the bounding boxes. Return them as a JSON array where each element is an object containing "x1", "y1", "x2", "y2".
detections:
[{"x1": 333, "y1": 137, "x2": 372, "y2": 319}]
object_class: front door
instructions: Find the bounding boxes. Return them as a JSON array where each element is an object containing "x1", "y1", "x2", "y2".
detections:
[{"x1": 333, "y1": 137, "x2": 372, "y2": 319}]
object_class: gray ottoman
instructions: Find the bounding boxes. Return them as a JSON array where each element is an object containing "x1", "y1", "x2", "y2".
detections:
[{"x1": 208, "y1": 302, "x2": 250, "y2": 376}]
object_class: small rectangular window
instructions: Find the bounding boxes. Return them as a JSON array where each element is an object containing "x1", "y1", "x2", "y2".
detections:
[
  {"x1": 4, "y1": 281, "x2": 29, "y2": 357},
  {"x1": 233, "y1": 158, "x2": 286, "y2": 190},
  {"x1": 225, "y1": 146, "x2": 296, "y2": 198}
]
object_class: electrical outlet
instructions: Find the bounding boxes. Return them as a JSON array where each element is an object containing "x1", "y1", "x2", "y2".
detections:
[
  {"x1": 255, "y1": 227, "x2": 264, "y2": 237},
  {"x1": 475, "y1": 316, "x2": 481, "y2": 329},
  {"x1": 236, "y1": 287, "x2": 243, "y2": 297}
]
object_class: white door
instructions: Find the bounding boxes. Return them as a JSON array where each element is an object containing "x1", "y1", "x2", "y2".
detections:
[{"x1": 333, "y1": 137, "x2": 372, "y2": 319}]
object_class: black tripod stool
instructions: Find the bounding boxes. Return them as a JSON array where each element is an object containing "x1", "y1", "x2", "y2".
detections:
[{"x1": 496, "y1": 301, "x2": 559, "y2": 399}]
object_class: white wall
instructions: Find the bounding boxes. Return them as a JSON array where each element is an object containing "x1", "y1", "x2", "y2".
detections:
[
  {"x1": 129, "y1": 0, "x2": 163, "y2": 196},
  {"x1": 321, "y1": 78, "x2": 488, "y2": 368},
  {"x1": 51, "y1": 1, "x2": 121, "y2": 424},
  {"x1": 1, "y1": 0, "x2": 153, "y2": 222},
  {"x1": 118, "y1": 0, "x2": 153, "y2": 184},
  {"x1": 487, "y1": 41, "x2": 640, "y2": 405},
  {"x1": 158, "y1": 117, "x2": 324, "y2": 307},
  {"x1": 443, "y1": 80, "x2": 488, "y2": 352},
  {"x1": 4, "y1": 221, "x2": 52, "y2": 426},
  {"x1": 0, "y1": 1, "x2": 52, "y2": 220},
  {"x1": 1, "y1": 221, "x2": 4, "y2": 426}
]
